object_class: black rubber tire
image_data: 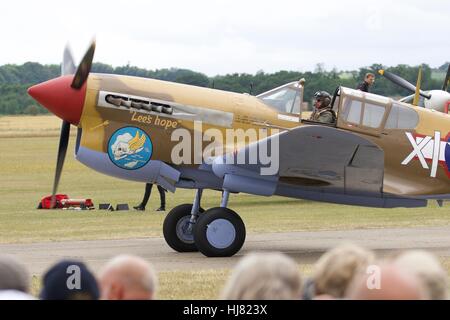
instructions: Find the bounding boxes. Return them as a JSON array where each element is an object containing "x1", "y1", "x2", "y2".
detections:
[
  {"x1": 194, "y1": 207, "x2": 246, "y2": 257},
  {"x1": 163, "y1": 204, "x2": 204, "y2": 252}
]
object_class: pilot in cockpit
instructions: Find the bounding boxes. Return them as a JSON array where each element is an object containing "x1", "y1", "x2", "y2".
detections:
[{"x1": 309, "y1": 91, "x2": 336, "y2": 124}]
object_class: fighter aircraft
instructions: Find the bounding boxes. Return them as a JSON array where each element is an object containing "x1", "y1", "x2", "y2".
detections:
[
  {"x1": 28, "y1": 41, "x2": 450, "y2": 257},
  {"x1": 378, "y1": 65, "x2": 450, "y2": 113}
]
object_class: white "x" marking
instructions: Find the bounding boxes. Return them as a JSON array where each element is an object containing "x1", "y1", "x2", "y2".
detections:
[{"x1": 401, "y1": 132, "x2": 432, "y2": 169}]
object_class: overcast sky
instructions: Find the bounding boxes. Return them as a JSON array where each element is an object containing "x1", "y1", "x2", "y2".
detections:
[{"x1": 0, "y1": 0, "x2": 448, "y2": 76}]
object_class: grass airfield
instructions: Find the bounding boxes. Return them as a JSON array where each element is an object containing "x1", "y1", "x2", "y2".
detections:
[{"x1": 1, "y1": 115, "x2": 450, "y2": 299}]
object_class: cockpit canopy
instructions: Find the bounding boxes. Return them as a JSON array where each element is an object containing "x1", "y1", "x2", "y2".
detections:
[
  {"x1": 337, "y1": 87, "x2": 419, "y2": 131},
  {"x1": 257, "y1": 81, "x2": 303, "y2": 115}
]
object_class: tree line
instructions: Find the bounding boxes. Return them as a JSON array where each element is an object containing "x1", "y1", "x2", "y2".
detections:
[{"x1": 0, "y1": 61, "x2": 448, "y2": 115}]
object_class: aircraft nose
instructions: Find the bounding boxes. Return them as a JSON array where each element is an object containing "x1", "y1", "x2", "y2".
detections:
[{"x1": 27, "y1": 75, "x2": 87, "y2": 126}]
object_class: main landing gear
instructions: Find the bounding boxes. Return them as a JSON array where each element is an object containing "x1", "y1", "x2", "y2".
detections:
[{"x1": 162, "y1": 189, "x2": 246, "y2": 257}]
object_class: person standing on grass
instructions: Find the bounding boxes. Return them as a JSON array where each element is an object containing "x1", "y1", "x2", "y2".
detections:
[{"x1": 134, "y1": 183, "x2": 166, "y2": 212}]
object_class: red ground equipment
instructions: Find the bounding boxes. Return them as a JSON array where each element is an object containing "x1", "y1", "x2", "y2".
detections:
[
  {"x1": 38, "y1": 194, "x2": 69, "y2": 209},
  {"x1": 61, "y1": 198, "x2": 94, "y2": 210},
  {"x1": 38, "y1": 195, "x2": 94, "y2": 210}
]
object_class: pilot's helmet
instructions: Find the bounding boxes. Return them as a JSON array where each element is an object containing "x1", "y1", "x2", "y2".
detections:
[{"x1": 313, "y1": 91, "x2": 331, "y2": 108}]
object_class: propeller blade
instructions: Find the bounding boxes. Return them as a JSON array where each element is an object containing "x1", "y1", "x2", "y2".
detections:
[
  {"x1": 62, "y1": 45, "x2": 76, "y2": 76},
  {"x1": 443, "y1": 64, "x2": 450, "y2": 92},
  {"x1": 378, "y1": 69, "x2": 431, "y2": 99},
  {"x1": 413, "y1": 66, "x2": 422, "y2": 106},
  {"x1": 71, "y1": 40, "x2": 96, "y2": 89},
  {"x1": 51, "y1": 120, "x2": 70, "y2": 208}
]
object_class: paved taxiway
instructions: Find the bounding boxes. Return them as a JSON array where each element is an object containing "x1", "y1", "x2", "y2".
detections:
[{"x1": 1, "y1": 226, "x2": 449, "y2": 275}]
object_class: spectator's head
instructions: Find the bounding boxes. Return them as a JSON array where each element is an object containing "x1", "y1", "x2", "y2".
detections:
[
  {"x1": 365, "y1": 73, "x2": 375, "y2": 85},
  {"x1": 40, "y1": 260, "x2": 99, "y2": 300},
  {"x1": 221, "y1": 252, "x2": 302, "y2": 300},
  {"x1": 0, "y1": 255, "x2": 30, "y2": 293},
  {"x1": 99, "y1": 255, "x2": 157, "y2": 300},
  {"x1": 345, "y1": 263, "x2": 427, "y2": 300},
  {"x1": 393, "y1": 250, "x2": 448, "y2": 300},
  {"x1": 312, "y1": 243, "x2": 375, "y2": 298}
]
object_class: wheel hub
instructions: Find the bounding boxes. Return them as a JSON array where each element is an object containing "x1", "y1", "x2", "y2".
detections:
[
  {"x1": 175, "y1": 216, "x2": 194, "y2": 244},
  {"x1": 206, "y1": 218, "x2": 236, "y2": 249}
]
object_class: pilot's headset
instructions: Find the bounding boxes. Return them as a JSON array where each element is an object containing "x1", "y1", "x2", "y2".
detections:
[{"x1": 314, "y1": 91, "x2": 331, "y2": 108}]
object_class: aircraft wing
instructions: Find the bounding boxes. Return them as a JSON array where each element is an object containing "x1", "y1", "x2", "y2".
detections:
[{"x1": 211, "y1": 125, "x2": 425, "y2": 208}]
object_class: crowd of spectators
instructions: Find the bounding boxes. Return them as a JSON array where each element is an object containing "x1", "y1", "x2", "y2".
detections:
[{"x1": 0, "y1": 243, "x2": 448, "y2": 300}]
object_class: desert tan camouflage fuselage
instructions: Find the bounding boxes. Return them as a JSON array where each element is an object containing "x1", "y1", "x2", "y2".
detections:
[{"x1": 78, "y1": 73, "x2": 450, "y2": 199}]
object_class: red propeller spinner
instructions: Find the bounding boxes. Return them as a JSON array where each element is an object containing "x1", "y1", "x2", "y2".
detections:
[{"x1": 28, "y1": 75, "x2": 86, "y2": 126}]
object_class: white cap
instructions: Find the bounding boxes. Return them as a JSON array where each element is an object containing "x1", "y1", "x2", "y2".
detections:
[{"x1": 0, "y1": 290, "x2": 36, "y2": 300}]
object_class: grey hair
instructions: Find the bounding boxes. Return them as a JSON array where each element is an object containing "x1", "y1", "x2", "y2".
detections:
[
  {"x1": 0, "y1": 255, "x2": 30, "y2": 293},
  {"x1": 221, "y1": 252, "x2": 302, "y2": 300},
  {"x1": 394, "y1": 250, "x2": 448, "y2": 300}
]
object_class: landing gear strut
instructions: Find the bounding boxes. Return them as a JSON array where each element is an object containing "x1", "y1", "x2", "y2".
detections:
[{"x1": 162, "y1": 189, "x2": 246, "y2": 257}]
